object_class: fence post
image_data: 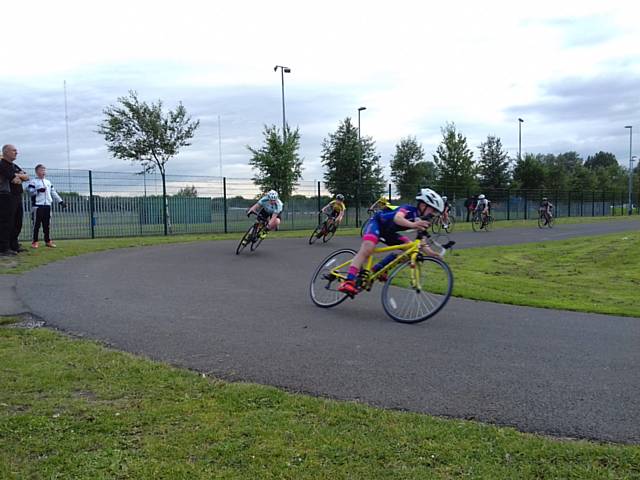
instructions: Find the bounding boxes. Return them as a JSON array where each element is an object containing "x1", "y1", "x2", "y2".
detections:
[
  {"x1": 317, "y1": 181, "x2": 321, "y2": 225},
  {"x1": 88, "y1": 170, "x2": 96, "y2": 239},
  {"x1": 602, "y1": 190, "x2": 605, "y2": 216},
  {"x1": 223, "y1": 177, "x2": 228, "y2": 234},
  {"x1": 581, "y1": 192, "x2": 584, "y2": 217},
  {"x1": 524, "y1": 194, "x2": 528, "y2": 220},
  {"x1": 388, "y1": 183, "x2": 392, "y2": 202},
  {"x1": 506, "y1": 189, "x2": 510, "y2": 220},
  {"x1": 568, "y1": 191, "x2": 572, "y2": 217},
  {"x1": 592, "y1": 191, "x2": 595, "y2": 217}
]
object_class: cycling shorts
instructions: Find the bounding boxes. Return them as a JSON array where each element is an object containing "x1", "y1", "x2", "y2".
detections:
[{"x1": 362, "y1": 217, "x2": 410, "y2": 246}]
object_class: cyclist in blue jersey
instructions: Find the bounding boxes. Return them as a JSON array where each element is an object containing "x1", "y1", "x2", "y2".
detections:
[
  {"x1": 247, "y1": 190, "x2": 283, "y2": 236},
  {"x1": 338, "y1": 188, "x2": 445, "y2": 296}
]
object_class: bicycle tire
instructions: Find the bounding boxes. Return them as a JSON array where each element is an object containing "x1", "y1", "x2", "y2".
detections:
[
  {"x1": 444, "y1": 215, "x2": 455, "y2": 233},
  {"x1": 471, "y1": 214, "x2": 481, "y2": 232},
  {"x1": 309, "y1": 249, "x2": 357, "y2": 308},
  {"x1": 484, "y1": 215, "x2": 494, "y2": 232},
  {"x1": 323, "y1": 222, "x2": 337, "y2": 243},
  {"x1": 537, "y1": 214, "x2": 544, "y2": 229},
  {"x1": 236, "y1": 224, "x2": 255, "y2": 255},
  {"x1": 431, "y1": 217, "x2": 442, "y2": 234},
  {"x1": 381, "y1": 256, "x2": 453, "y2": 324},
  {"x1": 251, "y1": 224, "x2": 265, "y2": 251},
  {"x1": 547, "y1": 215, "x2": 555, "y2": 228},
  {"x1": 309, "y1": 223, "x2": 323, "y2": 245}
]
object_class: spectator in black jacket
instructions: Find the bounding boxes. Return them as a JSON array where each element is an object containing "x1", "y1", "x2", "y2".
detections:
[{"x1": 0, "y1": 145, "x2": 29, "y2": 253}]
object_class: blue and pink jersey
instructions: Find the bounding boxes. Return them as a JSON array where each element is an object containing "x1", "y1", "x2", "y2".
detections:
[{"x1": 362, "y1": 204, "x2": 422, "y2": 245}]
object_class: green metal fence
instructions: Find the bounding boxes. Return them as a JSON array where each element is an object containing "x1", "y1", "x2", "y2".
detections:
[{"x1": 16, "y1": 168, "x2": 640, "y2": 241}]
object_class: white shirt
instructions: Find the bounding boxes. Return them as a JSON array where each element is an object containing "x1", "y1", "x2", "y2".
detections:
[{"x1": 26, "y1": 178, "x2": 63, "y2": 206}]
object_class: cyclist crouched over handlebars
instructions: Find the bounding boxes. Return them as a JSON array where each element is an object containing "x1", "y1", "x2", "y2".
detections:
[
  {"x1": 338, "y1": 188, "x2": 445, "y2": 296},
  {"x1": 246, "y1": 190, "x2": 283, "y2": 237}
]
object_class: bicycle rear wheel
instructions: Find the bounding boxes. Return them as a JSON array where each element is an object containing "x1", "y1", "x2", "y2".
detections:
[
  {"x1": 484, "y1": 215, "x2": 494, "y2": 231},
  {"x1": 310, "y1": 249, "x2": 356, "y2": 308},
  {"x1": 381, "y1": 256, "x2": 453, "y2": 324},
  {"x1": 537, "y1": 214, "x2": 544, "y2": 229},
  {"x1": 547, "y1": 215, "x2": 555, "y2": 228},
  {"x1": 323, "y1": 222, "x2": 337, "y2": 243},
  {"x1": 309, "y1": 223, "x2": 323, "y2": 245},
  {"x1": 236, "y1": 224, "x2": 255, "y2": 255},
  {"x1": 444, "y1": 215, "x2": 455, "y2": 233},
  {"x1": 431, "y1": 218, "x2": 442, "y2": 234},
  {"x1": 251, "y1": 224, "x2": 265, "y2": 251}
]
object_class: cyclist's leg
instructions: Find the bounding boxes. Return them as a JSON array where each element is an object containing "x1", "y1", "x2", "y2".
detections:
[
  {"x1": 372, "y1": 232, "x2": 409, "y2": 273},
  {"x1": 341, "y1": 218, "x2": 380, "y2": 288},
  {"x1": 267, "y1": 212, "x2": 281, "y2": 231}
]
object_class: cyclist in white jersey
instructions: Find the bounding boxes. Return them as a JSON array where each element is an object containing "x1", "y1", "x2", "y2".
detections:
[{"x1": 247, "y1": 190, "x2": 283, "y2": 233}]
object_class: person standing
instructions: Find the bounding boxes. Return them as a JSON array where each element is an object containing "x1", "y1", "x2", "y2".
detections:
[
  {"x1": 0, "y1": 145, "x2": 29, "y2": 254},
  {"x1": 0, "y1": 153, "x2": 14, "y2": 256},
  {"x1": 26, "y1": 164, "x2": 67, "y2": 248}
]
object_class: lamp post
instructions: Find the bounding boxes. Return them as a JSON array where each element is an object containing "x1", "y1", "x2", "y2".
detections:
[
  {"x1": 356, "y1": 106, "x2": 367, "y2": 227},
  {"x1": 273, "y1": 65, "x2": 291, "y2": 140},
  {"x1": 625, "y1": 126, "x2": 633, "y2": 214},
  {"x1": 518, "y1": 118, "x2": 524, "y2": 161}
]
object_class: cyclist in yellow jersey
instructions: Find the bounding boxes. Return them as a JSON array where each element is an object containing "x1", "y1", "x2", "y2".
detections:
[
  {"x1": 321, "y1": 194, "x2": 346, "y2": 225},
  {"x1": 368, "y1": 196, "x2": 397, "y2": 213}
]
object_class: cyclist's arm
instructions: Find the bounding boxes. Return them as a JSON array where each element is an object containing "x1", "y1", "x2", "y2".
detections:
[
  {"x1": 247, "y1": 202, "x2": 261, "y2": 214},
  {"x1": 393, "y1": 209, "x2": 428, "y2": 230}
]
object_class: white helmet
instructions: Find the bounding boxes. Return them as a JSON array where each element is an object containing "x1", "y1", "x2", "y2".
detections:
[
  {"x1": 478, "y1": 194, "x2": 486, "y2": 200},
  {"x1": 266, "y1": 190, "x2": 279, "y2": 201},
  {"x1": 416, "y1": 188, "x2": 445, "y2": 213}
]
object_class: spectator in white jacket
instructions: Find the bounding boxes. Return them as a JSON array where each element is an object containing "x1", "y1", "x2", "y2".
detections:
[{"x1": 26, "y1": 165, "x2": 66, "y2": 248}]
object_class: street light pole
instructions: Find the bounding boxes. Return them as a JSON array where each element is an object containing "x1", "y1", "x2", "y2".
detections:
[
  {"x1": 625, "y1": 126, "x2": 633, "y2": 215},
  {"x1": 518, "y1": 118, "x2": 524, "y2": 161},
  {"x1": 274, "y1": 65, "x2": 291, "y2": 140},
  {"x1": 356, "y1": 107, "x2": 367, "y2": 227}
]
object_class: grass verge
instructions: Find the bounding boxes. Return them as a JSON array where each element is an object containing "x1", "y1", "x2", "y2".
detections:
[
  {"x1": 448, "y1": 231, "x2": 640, "y2": 317},
  {"x1": 1, "y1": 327, "x2": 639, "y2": 479}
]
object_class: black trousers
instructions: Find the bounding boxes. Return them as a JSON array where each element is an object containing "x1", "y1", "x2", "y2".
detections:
[
  {"x1": 0, "y1": 194, "x2": 13, "y2": 252},
  {"x1": 9, "y1": 195, "x2": 23, "y2": 251},
  {"x1": 32, "y1": 205, "x2": 52, "y2": 243}
]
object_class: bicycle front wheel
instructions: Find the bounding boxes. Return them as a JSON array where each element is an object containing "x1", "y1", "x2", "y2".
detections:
[
  {"x1": 236, "y1": 224, "x2": 255, "y2": 255},
  {"x1": 471, "y1": 215, "x2": 481, "y2": 232},
  {"x1": 444, "y1": 215, "x2": 455, "y2": 233},
  {"x1": 310, "y1": 249, "x2": 356, "y2": 308},
  {"x1": 431, "y1": 218, "x2": 442, "y2": 234},
  {"x1": 381, "y1": 256, "x2": 453, "y2": 324},
  {"x1": 484, "y1": 215, "x2": 494, "y2": 232},
  {"x1": 309, "y1": 224, "x2": 323, "y2": 245}
]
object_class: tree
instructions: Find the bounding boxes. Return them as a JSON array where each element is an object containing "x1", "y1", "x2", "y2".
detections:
[
  {"x1": 433, "y1": 122, "x2": 476, "y2": 192},
  {"x1": 477, "y1": 135, "x2": 510, "y2": 190},
  {"x1": 175, "y1": 185, "x2": 198, "y2": 197},
  {"x1": 512, "y1": 153, "x2": 547, "y2": 190},
  {"x1": 247, "y1": 125, "x2": 303, "y2": 201},
  {"x1": 98, "y1": 90, "x2": 199, "y2": 235},
  {"x1": 585, "y1": 151, "x2": 617, "y2": 170},
  {"x1": 321, "y1": 117, "x2": 385, "y2": 205},
  {"x1": 390, "y1": 137, "x2": 437, "y2": 200}
]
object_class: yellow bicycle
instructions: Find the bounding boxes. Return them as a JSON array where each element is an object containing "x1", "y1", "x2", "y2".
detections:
[{"x1": 310, "y1": 231, "x2": 454, "y2": 323}]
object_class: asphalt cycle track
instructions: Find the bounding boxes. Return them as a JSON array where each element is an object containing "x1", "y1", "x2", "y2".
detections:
[{"x1": 16, "y1": 219, "x2": 640, "y2": 443}]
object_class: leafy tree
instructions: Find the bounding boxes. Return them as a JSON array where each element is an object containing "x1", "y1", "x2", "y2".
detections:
[
  {"x1": 247, "y1": 125, "x2": 303, "y2": 201},
  {"x1": 512, "y1": 153, "x2": 547, "y2": 190},
  {"x1": 585, "y1": 151, "x2": 617, "y2": 170},
  {"x1": 541, "y1": 152, "x2": 583, "y2": 191},
  {"x1": 321, "y1": 117, "x2": 385, "y2": 205},
  {"x1": 390, "y1": 136, "x2": 437, "y2": 199},
  {"x1": 433, "y1": 122, "x2": 476, "y2": 191},
  {"x1": 98, "y1": 90, "x2": 199, "y2": 234},
  {"x1": 477, "y1": 135, "x2": 510, "y2": 190},
  {"x1": 569, "y1": 165, "x2": 597, "y2": 191},
  {"x1": 175, "y1": 185, "x2": 198, "y2": 197}
]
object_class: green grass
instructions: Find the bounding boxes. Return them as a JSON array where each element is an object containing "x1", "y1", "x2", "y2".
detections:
[
  {"x1": 447, "y1": 231, "x2": 640, "y2": 317},
  {"x1": 1, "y1": 327, "x2": 639, "y2": 479}
]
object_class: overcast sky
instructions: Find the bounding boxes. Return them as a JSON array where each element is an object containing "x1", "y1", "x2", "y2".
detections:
[{"x1": 2, "y1": 0, "x2": 639, "y2": 181}]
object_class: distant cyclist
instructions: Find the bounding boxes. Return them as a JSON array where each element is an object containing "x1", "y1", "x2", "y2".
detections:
[
  {"x1": 368, "y1": 196, "x2": 397, "y2": 213},
  {"x1": 247, "y1": 190, "x2": 283, "y2": 236},
  {"x1": 321, "y1": 194, "x2": 346, "y2": 226},
  {"x1": 339, "y1": 188, "x2": 445, "y2": 296},
  {"x1": 539, "y1": 197, "x2": 554, "y2": 224},
  {"x1": 474, "y1": 194, "x2": 491, "y2": 227},
  {"x1": 441, "y1": 195, "x2": 452, "y2": 229}
]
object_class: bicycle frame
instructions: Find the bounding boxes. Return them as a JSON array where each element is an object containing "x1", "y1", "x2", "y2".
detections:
[{"x1": 326, "y1": 239, "x2": 424, "y2": 290}]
